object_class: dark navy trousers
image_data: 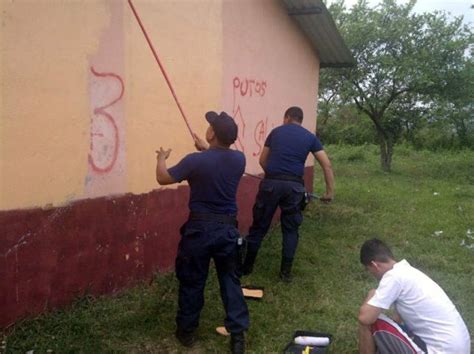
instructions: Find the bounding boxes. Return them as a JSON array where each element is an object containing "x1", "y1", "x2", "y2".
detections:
[
  {"x1": 246, "y1": 178, "x2": 305, "y2": 260},
  {"x1": 175, "y1": 220, "x2": 249, "y2": 334}
]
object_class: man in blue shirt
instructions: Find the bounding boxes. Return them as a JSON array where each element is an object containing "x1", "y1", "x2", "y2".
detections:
[
  {"x1": 156, "y1": 111, "x2": 249, "y2": 353},
  {"x1": 240, "y1": 106, "x2": 334, "y2": 282}
]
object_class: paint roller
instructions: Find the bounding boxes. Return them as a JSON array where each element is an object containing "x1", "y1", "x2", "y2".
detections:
[{"x1": 294, "y1": 336, "x2": 330, "y2": 346}]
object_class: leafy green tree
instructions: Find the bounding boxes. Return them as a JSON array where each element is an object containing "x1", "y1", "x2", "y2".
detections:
[
  {"x1": 430, "y1": 59, "x2": 474, "y2": 148},
  {"x1": 318, "y1": 104, "x2": 377, "y2": 145},
  {"x1": 320, "y1": 0, "x2": 472, "y2": 171}
]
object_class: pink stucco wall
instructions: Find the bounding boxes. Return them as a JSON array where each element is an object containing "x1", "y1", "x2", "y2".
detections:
[{"x1": 222, "y1": 0, "x2": 319, "y2": 174}]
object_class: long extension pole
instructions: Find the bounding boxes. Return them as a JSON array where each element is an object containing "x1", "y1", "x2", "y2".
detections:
[
  {"x1": 127, "y1": 0, "x2": 194, "y2": 138},
  {"x1": 127, "y1": 1, "x2": 276, "y2": 185}
]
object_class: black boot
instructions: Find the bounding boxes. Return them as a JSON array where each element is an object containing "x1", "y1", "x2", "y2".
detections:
[
  {"x1": 230, "y1": 332, "x2": 245, "y2": 354},
  {"x1": 175, "y1": 328, "x2": 196, "y2": 347},
  {"x1": 240, "y1": 248, "x2": 258, "y2": 276},
  {"x1": 279, "y1": 258, "x2": 293, "y2": 283}
]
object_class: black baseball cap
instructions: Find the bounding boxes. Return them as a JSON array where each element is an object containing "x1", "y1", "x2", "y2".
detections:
[{"x1": 205, "y1": 111, "x2": 238, "y2": 145}]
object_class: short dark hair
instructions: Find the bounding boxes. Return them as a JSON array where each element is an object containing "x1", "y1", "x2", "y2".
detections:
[
  {"x1": 284, "y1": 106, "x2": 303, "y2": 123},
  {"x1": 360, "y1": 238, "x2": 394, "y2": 266}
]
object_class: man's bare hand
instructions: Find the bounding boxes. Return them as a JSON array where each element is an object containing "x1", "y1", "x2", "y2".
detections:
[
  {"x1": 156, "y1": 147, "x2": 171, "y2": 161},
  {"x1": 320, "y1": 192, "x2": 333, "y2": 203}
]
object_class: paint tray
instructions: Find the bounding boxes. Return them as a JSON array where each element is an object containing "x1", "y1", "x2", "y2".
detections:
[
  {"x1": 283, "y1": 330, "x2": 333, "y2": 353},
  {"x1": 241, "y1": 285, "x2": 264, "y2": 300}
]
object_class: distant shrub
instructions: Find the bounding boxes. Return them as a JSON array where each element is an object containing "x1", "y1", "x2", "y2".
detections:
[
  {"x1": 411, "y1": 125, "x2": 456, "y2": 151},
  {"x1": 328, "y1": 144, "x2": 374, "y2": 163},
  {"x1": 396, "y1": 143, "x2": 413, "y2": 157},
  {"x1": 318, "y1": 111, "x2": 377, "y2": 146},
  {"x1": 346, "y1": 149, "x2": 365, "y2": 162},
  {"x1": 317, "y1": 107, "x2": 473, "y2": 151}
]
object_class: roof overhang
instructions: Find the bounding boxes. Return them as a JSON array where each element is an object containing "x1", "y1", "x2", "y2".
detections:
[{"x1": 281, "y1": 0, "x2": 355, "y2": 68}]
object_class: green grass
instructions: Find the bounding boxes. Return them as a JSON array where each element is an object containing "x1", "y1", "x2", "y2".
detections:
[{"x1": 3, "y1": 144, "x2": 473, "y2": 353}]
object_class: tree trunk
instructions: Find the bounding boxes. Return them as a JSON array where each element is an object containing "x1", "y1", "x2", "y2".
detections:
[
  {"x1": 377, "y1": 129, "x2": 393, "y2": 172},
  {"x1": 454, "y1": 117, "x2": 468, "y2": 147},
  {"x1": 363, "y1": 110, "x2": 396, "y2": 172}
]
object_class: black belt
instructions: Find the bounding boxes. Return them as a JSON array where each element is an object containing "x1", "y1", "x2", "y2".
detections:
[
  {"x1": 189, "y1": 212, "x2": 237, "y2": 226},
  {"x1": 264, "y1": 174, "x2": 304, "y2": 185}
]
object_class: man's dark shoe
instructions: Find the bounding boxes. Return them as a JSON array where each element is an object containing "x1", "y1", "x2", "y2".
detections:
[
  {"x1": 279, "y1": 258, "x2": 293, "y2": 283},
  {"x1": 230, "y1": 332, "x2": 245, "y2": 354},
  {"x1": 175, "y1": 328, "x2": 196, "y2": 347},
  {"x1": 279, "y1": 270, "x2": 292, "y2": 283}
]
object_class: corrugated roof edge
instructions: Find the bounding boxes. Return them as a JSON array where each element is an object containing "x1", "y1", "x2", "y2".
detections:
[{"x1": 282, "y1": 0, "x2": 356, "y2": 68}]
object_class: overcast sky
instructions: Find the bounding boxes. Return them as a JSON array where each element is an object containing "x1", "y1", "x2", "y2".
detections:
[{"x1": 325, "y1": 0, "x2": 473, "y2": 26}]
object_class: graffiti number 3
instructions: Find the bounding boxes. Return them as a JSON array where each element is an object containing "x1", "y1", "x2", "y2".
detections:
[{"x1": 88, "y1": 67, "x2": 124, "y2": 173}]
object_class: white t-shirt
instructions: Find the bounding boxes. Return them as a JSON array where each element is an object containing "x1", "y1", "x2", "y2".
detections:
[{"x1": 368, "y1": 259, "x2": 471, "y2": 354}]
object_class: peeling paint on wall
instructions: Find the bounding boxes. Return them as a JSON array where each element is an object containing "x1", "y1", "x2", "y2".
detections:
[{"x1": 86, "y1": 0, "x2": 127, "y2": 198}]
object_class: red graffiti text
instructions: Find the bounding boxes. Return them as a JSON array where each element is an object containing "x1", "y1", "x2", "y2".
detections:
[{"x1": 233, "y1": 77, "x2": 266, "y2": 98}]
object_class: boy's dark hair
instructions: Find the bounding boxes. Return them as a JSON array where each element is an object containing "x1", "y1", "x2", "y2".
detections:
[
  {"x1": 360, "y1": 238, "x2": 395, "y2": 266},
  {"x1": 284, "y1": 106, "x2": 303, "y2": 123}
]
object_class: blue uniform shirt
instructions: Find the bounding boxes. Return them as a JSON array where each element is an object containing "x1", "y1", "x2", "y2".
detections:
[
  {"x1": 168, "y1": 148, "x2": 245, "y2": 215},
  {"x1": 264, "y1": 124, "x2": 323, "y2": 177}
]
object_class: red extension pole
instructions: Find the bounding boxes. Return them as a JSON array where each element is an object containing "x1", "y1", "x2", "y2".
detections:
[{"x1": 127, "y1": 0, "x2": 194, "y2": 138}]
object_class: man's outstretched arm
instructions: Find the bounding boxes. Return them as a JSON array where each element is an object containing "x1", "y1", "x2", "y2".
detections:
[{"x1": 313, "y1": 150, "x2": 334, "y2": 201}]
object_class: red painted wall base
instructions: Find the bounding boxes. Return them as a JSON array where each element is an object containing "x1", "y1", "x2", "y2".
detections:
[{"x1": 0, "y1": 167, "x2": 313, "y2": 328}]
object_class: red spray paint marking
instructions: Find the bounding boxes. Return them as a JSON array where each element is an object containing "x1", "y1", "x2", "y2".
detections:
[
  {"x1": 232, "y1": 105, "x2": 246, "y2": 153},
  {"x1": 89, "y1": 66, "x2": 123, "y2": 173},
  {"x1": 127, "y1": 0, "x2": 194, "y2": 138},
  {"x1": 90, "y1": 67, "x2": 124, "y2": 108},
  {"x1": 232, "y1": 76, "x2": 269, "y2": 155},
  {"x1": 233, "y1": 77, "x2": 266, "y2": 98},
  {"x1": 253, "y1": 117, "x2": 268, "y2": 157},
  {"x1": 127, "y1": 3, "x2": 262, "y2": 181}
]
